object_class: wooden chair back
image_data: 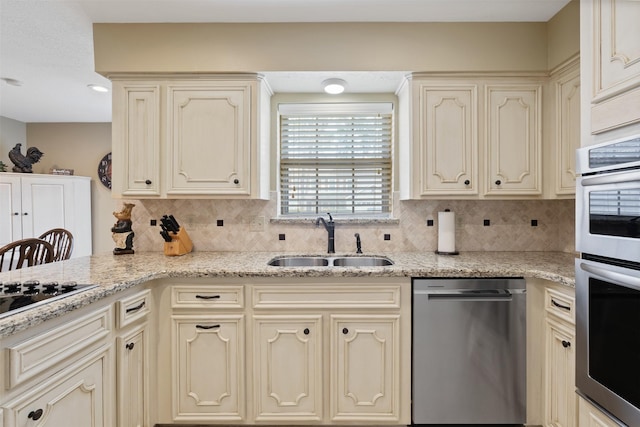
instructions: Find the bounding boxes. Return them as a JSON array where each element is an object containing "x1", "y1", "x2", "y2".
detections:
[
  {"x1": 38, "y1": 228, "x2": 74, "y2": 261},
  {"x1": 0, "y1": 238, "x2": 55, "y2": 272}
]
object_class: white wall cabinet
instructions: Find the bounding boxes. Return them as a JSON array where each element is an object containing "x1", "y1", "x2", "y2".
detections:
[
  {"x1": 399, "y1": 75, "x2": 544, "y2": 199},
  {"x1": 0, "y1": 173, "x2": 91, "y2": 256},
  {"x1": 111, "y1": 75, "x2": 270, "y2": 199}
]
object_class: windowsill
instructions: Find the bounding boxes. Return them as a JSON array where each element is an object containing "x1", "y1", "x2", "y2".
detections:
[{"x1": 270, "y1": 217, "x2": 400, "y2": 226}]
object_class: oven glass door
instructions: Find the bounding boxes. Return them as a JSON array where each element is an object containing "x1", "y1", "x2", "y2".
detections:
[
  {"x1": 577, "y1": 170, "x2": 640, "y2": 261},
  {"x1": 577, "y1": 259, "x2": 640, "y2": 427}
]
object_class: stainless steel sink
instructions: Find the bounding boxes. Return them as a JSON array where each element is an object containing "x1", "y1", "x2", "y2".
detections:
[
  {"x1": 267, "y1": 255, "x2": 393, "y2": 267},
  {"x1": 267, "y1": 256, "x2": 329, "y2": 267},
  {"x1": 332, "y1": 256, "x2": 394, "y2": 267}
]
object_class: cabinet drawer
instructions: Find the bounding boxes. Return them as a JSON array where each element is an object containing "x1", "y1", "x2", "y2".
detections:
[
  {"x1": 253, "y1": 284, "x2": 401, "y2": 309},
  {"x1": 171, "y1": 285, "x2": 244, "y2": 309},
  {"x1": 5, "y1": 306, "x2": 111, "y2": 389},
  {"x1": 117, "y1": 289, "x2": 151, "y2": 328},
  {"x1": 545, "y1": 287, "x2": 575, "y2": 324}
]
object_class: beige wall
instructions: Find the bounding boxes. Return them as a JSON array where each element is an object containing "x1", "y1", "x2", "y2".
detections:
[
  {"x1": 26, "y1": 123, "x2": 117, "y2": 254},
  {"x1": 94, "y1": 22, "x2": 549, "y2": 74},
  {"x1": 547, "y1": 0, "x2": 580, "y2": 70}
]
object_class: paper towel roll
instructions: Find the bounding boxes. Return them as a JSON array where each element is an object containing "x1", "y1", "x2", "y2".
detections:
[{"x1": 437, "y1": 210, "x2": 457, "y2": 254}]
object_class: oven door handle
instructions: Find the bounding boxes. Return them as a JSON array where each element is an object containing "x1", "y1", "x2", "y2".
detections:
[
  {"x1": 580, "y1": 169, "x2": 640, "y2": 186},
  {"x1": 580, "y1": 262, "x2": 640, "y2": 289}
]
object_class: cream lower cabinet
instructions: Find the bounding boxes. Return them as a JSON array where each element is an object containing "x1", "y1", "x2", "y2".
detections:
[
  {"x1": 0, "y1": 305, "x2": 114, "y2": 427},
  {"x1": 172, "y1": 315, "x2": 245, "y2": 422},
  {"x1": 253, "y1": 316, "x2": 323, "y2": 422},
  {"x1": 330, "y1": 315, "x2": 399, "y2": 422},
  {"x1": 578, "y1": 396, "x2": 625, "y2": 427},
  {"x1": 543, "y1": 285, "x2": 576, "y2": 427},
  {"x1": 252, "y1": 278, "x2": 410, "y2": 425},
  {"x1": 3, "y1": 350, "x2": 109, "y2": 427},
  {"x1": 115, "y1": 288, "x2": 152, "y2": 427}
]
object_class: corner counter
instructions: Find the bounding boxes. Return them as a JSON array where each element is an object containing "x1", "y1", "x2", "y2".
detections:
[{"x1": 0, "y1": 251, "x2": 576, "y2": 338}]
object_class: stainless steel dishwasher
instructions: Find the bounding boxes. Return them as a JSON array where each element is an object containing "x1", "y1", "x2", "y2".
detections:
[{"x1": 412, "y1": 277, "x2": 526, "y2": 425}]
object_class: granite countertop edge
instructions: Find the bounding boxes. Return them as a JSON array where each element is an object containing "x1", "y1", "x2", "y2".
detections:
[{"x1": 0, "y1": 250, "x2": 577, "y2": 338}]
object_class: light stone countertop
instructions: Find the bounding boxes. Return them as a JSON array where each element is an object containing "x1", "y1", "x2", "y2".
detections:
[{"x1": 0, "y1": 251, "x2": 577, "y2": 338}]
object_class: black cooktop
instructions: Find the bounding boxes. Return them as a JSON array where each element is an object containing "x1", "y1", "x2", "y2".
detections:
[{"x1": 0, "y1": 280, "x2": 97, "y2": 319}]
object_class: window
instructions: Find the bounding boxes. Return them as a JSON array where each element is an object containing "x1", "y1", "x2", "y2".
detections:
[{"x1": 278, "y1": 103, "x2": 393, "y2": 217}]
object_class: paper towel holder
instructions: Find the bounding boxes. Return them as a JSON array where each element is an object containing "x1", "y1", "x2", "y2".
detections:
[{"x1": 435, "y1": 208, "x2": 459, "y2": 255}]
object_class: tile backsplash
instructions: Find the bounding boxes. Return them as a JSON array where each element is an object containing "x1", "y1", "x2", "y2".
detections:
[{"x1": 122, "y1": 193, "x2": 575, "y2": 254}]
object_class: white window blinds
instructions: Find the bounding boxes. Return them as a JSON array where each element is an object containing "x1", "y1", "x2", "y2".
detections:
[{"x1": 279, "y1": 103, "x2": 393, "y2": 217}]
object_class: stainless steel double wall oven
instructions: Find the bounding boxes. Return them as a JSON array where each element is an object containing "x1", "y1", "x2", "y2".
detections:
[{"x1": 576, "y1": 133, "x2": 640, "y2": 427}]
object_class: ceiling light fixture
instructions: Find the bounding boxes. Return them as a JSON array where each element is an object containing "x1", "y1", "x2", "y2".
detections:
[
  {"x1": 1, "y1": 77, "x2": 23, "y2": 87},
  {"x1": 322, "y1": 78, "x2": 347, "y2": 95},
  {"x1": 88, "y1": 84, "x2": 109, "y2": 93}
]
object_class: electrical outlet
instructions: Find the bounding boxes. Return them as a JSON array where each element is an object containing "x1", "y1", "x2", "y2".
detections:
[{"x1": 250, "y1": 215, "x2": 265, "y2": 232}]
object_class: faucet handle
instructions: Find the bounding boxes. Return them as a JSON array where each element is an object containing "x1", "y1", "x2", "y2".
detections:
[{"x1": 327, "y1": 213, "x2": 333, "y2": 222}]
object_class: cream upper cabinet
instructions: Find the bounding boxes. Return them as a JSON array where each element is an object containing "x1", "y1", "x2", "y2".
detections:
[
  {"x1": 399, "y1": 75, "x2": 543, "y2": 199},
  {"x1": 111, "y1": 75, "x2": 270, "y2": 199},
  {"x1": 485, "y1": 83, "x2": 542, "y2": 196},
  {"x1": 112, "y1": 84, "x2": 161, "y2": 197},
  {"x1": 582, "y1": 0, "x2": 640, "y2": 135},
  {"x1": 416, "y1": 84, "x2": 478, "y2": 196},
  {"x1": 549, "y1": 59, "x2": 581, "y2": 196}
]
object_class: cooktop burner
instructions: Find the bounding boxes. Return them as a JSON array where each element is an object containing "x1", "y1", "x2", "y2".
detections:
[{"x1": 0, "y1": 280, "x2": 98, "y2": 319}]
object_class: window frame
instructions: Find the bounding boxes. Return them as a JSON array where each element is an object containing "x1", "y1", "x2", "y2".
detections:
[{"x1": 277, "y1": 102, "x2": 394, "y2": 219}]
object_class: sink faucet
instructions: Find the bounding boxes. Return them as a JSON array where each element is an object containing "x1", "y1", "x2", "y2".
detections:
[
  {"x1": 315, "y1": 213, "x2": 335, "y2": 253},
  {"x1": 355, "y1": 233, "x2": 362, "y2": 253}
]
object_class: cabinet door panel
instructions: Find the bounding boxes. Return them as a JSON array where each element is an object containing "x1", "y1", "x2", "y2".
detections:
[
  {"x1": 167, "y1": 85, "x2": 251, "y2": 195},
  {"x1": 172, "y1": 315, "x2": 244, "y2": 421},
  {"x1": 118, "y1": 327, "x2": 148, "y2": 427},
  {"x1": 253, "y1": 316, "x2": 323, "y2": 421},
  {"x1": 4, "y1": 352, "x2": 107, "y2": 427},
  {"x1": 545, "y1": 317, "x2": 576, "y2": 427},
  {"x1": 486, "y1": 85, "x2": 542, "y2": 195},
  {"x1": 420, "y1": 86, "x2": 478, "y2": 195},
  {"x1": 555, "y1": 71, "x2": 581, "y2": 195},
  {"x1": 0, "y1": 176, "x2": 21, "y2": 246},
  {"x1": 330, "y1": 315, "x2": 400, "y2": 422}
]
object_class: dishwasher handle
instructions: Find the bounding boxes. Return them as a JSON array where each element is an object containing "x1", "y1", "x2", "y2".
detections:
[{"x1": 415, "y1": 289, "x2": 523, "y2": 301}]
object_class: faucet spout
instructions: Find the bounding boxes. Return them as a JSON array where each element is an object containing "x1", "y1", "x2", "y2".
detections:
[{"x1": 315, "y1": 213, "x2": 335, "y2": 253}]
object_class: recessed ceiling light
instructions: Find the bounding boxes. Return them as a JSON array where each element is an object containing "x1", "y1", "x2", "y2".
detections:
[
  {"x1": 322, "y1": 78, "x2": 347, "y2": 95},
  {"x1": 88, "y1": 84, "x2": 109, "y2": 93},
  {"x1": 1, "y1": 77, "x2": 23, "y2": 87}
]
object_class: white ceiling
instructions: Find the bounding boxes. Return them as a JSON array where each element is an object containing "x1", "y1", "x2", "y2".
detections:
[{"x1": 0, "y1": 0, "x2": 571, "y2": 123}]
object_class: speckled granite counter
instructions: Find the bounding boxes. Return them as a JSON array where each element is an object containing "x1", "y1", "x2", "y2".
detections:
[{"x1": 0, "y1": 251, "x2": 576, "y2": 338}]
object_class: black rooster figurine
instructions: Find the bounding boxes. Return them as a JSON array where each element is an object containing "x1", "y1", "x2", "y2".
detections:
[{"x1": 8, "y1": 143, "x2": 44, "y2": 173}]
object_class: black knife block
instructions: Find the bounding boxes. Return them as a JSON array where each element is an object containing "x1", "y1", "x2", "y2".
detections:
[{"x1": 164, "y1": 227, "x2": 193, "y2": 256}]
